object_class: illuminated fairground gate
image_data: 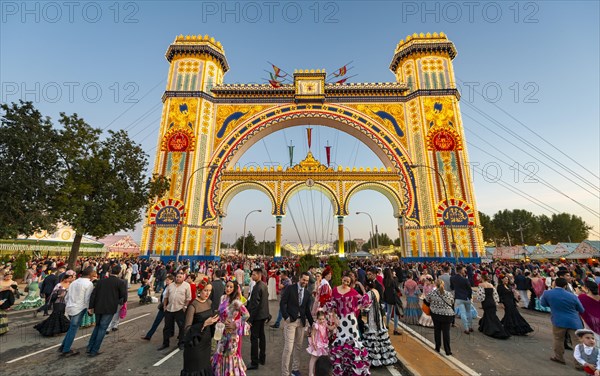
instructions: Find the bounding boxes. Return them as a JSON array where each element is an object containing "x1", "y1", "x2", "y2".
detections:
[{"x1": 141, "y1": 33, "x2": 485, "y2": 262}]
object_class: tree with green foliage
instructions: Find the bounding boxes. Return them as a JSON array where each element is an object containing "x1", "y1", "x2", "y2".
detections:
[
  {"x1": 234, "y1": 232, "x2": 258, "y2": 255},
  {"x1": 53, "y1": 113, "x2": 169, "y2": 269},
  {"x1": 490, "y1": 209, "x2": 542, "y2": 245},
  {"x1": 13, "y1": 252, "x2": 30, "y2": 280},
  {"x1": 299, "y1": 254, "x2": 319, "y2": 273},
  {"x1": 0, "y1": 102, "x2": 169, "y2": 269},
  {"x1": 361, "y1": 232, "x2": 394, "y2": 251},
  {"x1": 326, "y1": 256, "x2": 348, "y2": 286},
  {"x1": 257, "y1": 241, "x2": 275, "y2": 256},
  {"x1": 333, "y1": 240, "x2": 358, "y2": 253},
  {"x1": 539, "y1": 213, "x2": 591, "y2": 243},
  {"x1": 0, "y1": 101, "x2": 62, "y2": 238},
  {"x1": 478, "y1": 212, "x2": 497, "y2": 243}
]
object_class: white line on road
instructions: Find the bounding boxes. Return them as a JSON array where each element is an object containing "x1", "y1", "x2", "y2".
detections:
[
  {"x1": 153, "y1": 348, "x2": 180, "y2": 367},
  {"x1": 5, "y1": 313, "x2": 150, "y2": 364},
  {"x1": 386, "y1": 365, "x2": 403, "y2": 376}
]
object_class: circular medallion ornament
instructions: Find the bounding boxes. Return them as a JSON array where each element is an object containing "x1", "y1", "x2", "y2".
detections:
[
  {"x1": 432, "y1": 130, "x2": 456, "y2": 151},
  {"x1": 436, "y1": 199, "x2": 475, "y2": 226},
  {"x1": 150, "y1": 199, "x2": 186, "y2": 226},
  {"x1": 161, "y1": 128, "x2": 195, "y2": 152},
  {"x1": 306, "y1": 178, "x2": 315, "y2": 187},
  {"x1": 167, "y1": 132, "x2": 189, "y2": 152}
]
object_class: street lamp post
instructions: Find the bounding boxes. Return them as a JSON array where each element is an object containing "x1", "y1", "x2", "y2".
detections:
[
  {"x1": 409, "y1": 164, "x2": 459, "y2": 263},
  {"x1": 262, "y1": 226, "x2": 275, "y2": 257},
  {"x1": 356, "y1": 211, "x2": 376, "y2": 252},
  {"x1": 242, "y1": 209, "x2": 262, "y2": 256},
  {"x1": 344, "y1": 227, "x2": 352, "y2": 253},
  {"x1": 176, "y1": 164, "x2": 215, "y2": 265}
]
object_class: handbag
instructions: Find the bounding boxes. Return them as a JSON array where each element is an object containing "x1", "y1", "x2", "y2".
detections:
[
  {"x1": 422, "y1": 302, "x2": 431, "y2": 316},
  {"x1": 119, "y1": 302, "x2": 127, "y2": 319},
  {"x1": 394, "y1": 294, "x2": 404, "y2": 317}
]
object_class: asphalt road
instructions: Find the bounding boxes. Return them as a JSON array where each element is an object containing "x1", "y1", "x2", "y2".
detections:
[
  {"x1": 1, "y1": 289, "x2": 585, "y2": 376},
  {"x1": 1, "y1": 294, "x2": 400, "y2": 376}
]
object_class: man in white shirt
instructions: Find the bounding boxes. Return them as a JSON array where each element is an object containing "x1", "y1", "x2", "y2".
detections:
[
  {"x1": 60, "y1": 267, "x2": 95, "y2": 356},
  {"x1": 234, "y1": 264, "x2": 245, "y2": 287},
  {"x1": 158, "y1": 273, "x2": 191, "y2": 351}
]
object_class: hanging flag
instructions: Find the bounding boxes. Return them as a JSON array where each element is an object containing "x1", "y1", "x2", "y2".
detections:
[
  {"x1": 325, "y1": 143, "x2": 331, "y2": 167},
  {"x1": 272, "y1": 64, "x2": 287, "y2": 78},
  {"x1": 288, "y1": 144, "x2": 294, "y2": 167},
  {"x1": 333, "y1": 65, "x2": 347, "y2": 77},
  {"x1": 269, "y1": 79, "x2": 282, "y2": 88},
  {"x1": 334, "y1": 78, "x2": 348, "y2": 84},
  {"x1": 306, "y1": 127, "x2": 312, "y2": 149}
]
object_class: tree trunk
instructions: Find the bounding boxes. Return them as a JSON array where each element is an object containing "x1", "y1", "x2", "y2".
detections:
[{"x1": 67, "y1": 232, "x2": 83, "y2": 270}]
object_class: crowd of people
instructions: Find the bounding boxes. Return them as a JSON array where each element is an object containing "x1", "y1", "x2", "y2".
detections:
[{"x1": 0, "y1": 254, "x2": 599, "y2": 375}]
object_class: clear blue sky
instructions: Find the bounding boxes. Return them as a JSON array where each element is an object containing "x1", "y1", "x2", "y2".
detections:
[{"x1": 2, "y1": 1, "x2": 599, "y2": 245}]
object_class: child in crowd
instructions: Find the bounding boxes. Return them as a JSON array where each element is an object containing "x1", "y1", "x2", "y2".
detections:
[
  {"x1": 308, "y1": 310, "x2": 335, "y2": 376},
  {"x1": 574, "y1": 329, "x2": 600, "y2": 375},
  {"x1": 314, "y1": 355, "x2": 333, "y2": 376}
]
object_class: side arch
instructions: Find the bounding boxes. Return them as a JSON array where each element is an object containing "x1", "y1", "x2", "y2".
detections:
[
  {"x1": 344, "y1": 182, "x2": 404, "y2": 218},
  {"x1": 279, "y1": 182, "x2": 341, "y2": 216},
  {"x1": 217, "y1": 182, "x2": 277, "y2": 217}
]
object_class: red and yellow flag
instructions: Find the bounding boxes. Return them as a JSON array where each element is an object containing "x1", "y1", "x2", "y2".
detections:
[
  {"x1": 334, "y1": 65, "x2": 347, "y2": 77},
  {"x1": 272, "y1": 64, "x2": 287, "y2": 78}
]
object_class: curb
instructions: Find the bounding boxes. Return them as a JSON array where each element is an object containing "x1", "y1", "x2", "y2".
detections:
[{"x1": 397, "y1": 321, "x2": 480, "y2": 376}]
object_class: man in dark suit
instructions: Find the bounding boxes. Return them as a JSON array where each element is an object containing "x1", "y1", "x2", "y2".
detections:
[
  {"x1": 280, "y1": 272, "x2": 314, "y2": 376},
  {"x1": 209, "y1": 269, "x2": 225, "y2": 336},
  {"x1": 86, "y1": 265, "x2": 127, "y2": 357},
  {"x1": 36, "y1": 268, "x2": 58, "y2": 316},
  {"x1": 247, "y1": 268, "x2": 269, "y2": 370}
]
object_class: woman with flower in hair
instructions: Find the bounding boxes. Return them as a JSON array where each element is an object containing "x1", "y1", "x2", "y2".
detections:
[
  {"x1": 326, "y1": 271, "x2": 371, "y2": 376},
  {"x1": 212, "y1": 279, "x2": 250, "y2": 376},
  {"x1": 316, "y1": 267, "x2": 333, "y2": 310},
  {"x1": 181, "y1": 278, "x2": 219, "y2": 376}
]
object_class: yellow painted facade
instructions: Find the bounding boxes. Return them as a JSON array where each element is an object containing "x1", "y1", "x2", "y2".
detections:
[{"x1": 141, "y1": 32, "x2": 484, "y2": 260}]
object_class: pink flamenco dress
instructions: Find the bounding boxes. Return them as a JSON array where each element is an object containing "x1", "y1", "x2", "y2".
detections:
[
  {"x1": 326, "y1": 287, "x2": 372, "y2": 376},
  {"x1": 307, "y1": 322, "x2": 329, "y2": 357},
  {"x1": 211, "y1": 296, "x2": 250, "y2": 376}
]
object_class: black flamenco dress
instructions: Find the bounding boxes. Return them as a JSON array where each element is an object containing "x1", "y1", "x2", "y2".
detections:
[
  {"x1": 477, "y1": 288, "x2": 510, "y2": 339},
  {"x1": 181, "y1": 299, "x2": 214, "y2": 376},
  {"x1": 497, "y1": 284, "x2": 533, "y2": 336},
  {"x1": 34, "y1": 284, "x2": 70, "y2": 337}
]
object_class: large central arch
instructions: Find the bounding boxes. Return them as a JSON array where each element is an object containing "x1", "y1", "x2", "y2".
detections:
[{"x1": 202, "y1": 103, "x2": 418, "y2": 226}]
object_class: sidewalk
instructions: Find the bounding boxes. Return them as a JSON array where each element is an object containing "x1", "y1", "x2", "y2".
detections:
[{"x1": 389, "y1": 326, "x2": 472, "y2": 376}]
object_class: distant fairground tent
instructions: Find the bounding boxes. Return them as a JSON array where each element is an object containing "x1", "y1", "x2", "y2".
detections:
[
  {"x1": 488, "y1": 241, "x2": 599, "y2": 260},
  {"x1": 96, "y1": 235, "x2": 140, "y2": 257},
  {"x1": 0, "y1": 224, "x2": 104, "y2": 256}
]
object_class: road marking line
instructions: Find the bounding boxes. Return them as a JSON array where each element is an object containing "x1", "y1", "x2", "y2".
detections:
[
  {"x1": 153, "y1": 348, "x2": 180, "y2": 366},
  {"x1": 5, "y1": 313, "x2": 150, "y2": 364},
  {"x1": 386, "y1": 365, "x2": 403, "y2": 376},
  {"x1": 397, "y1": 321, "x2": 479, "y2": 376}
]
